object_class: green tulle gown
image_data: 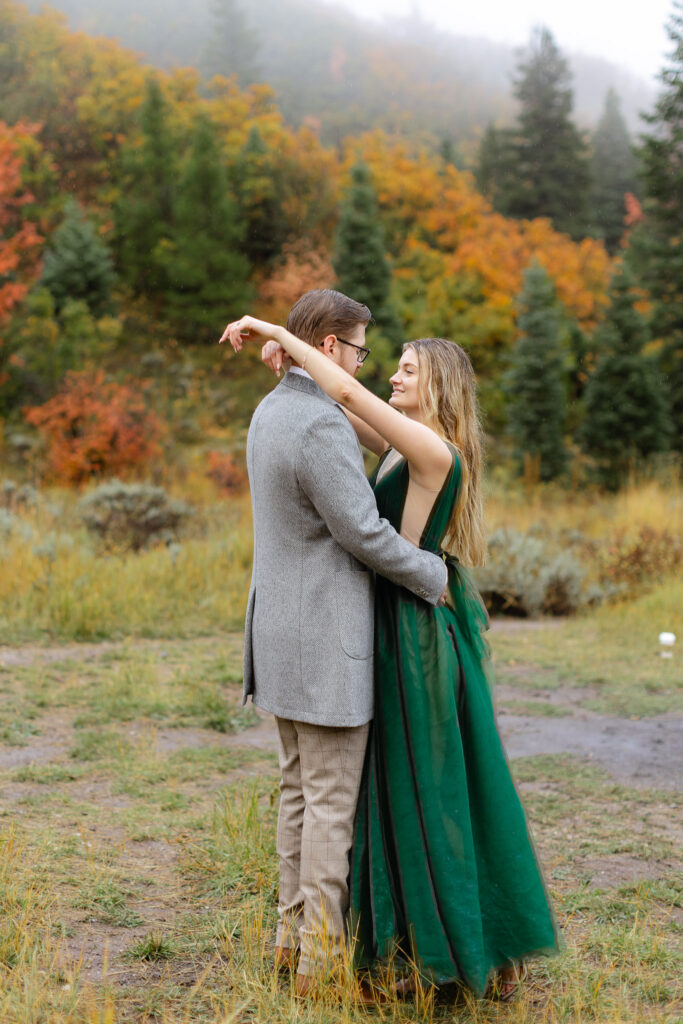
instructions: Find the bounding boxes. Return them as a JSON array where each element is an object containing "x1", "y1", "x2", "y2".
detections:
[{"x1": 349, "y1": 446, "x2": 560, "y2": 995}]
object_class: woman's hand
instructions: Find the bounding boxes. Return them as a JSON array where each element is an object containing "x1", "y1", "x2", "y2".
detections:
[
  {"x1": 219, "y1": 315, "x2": 284, "y2": 352},
  {"x1": 261, "y1": 340, "x2": 290, "y2": 376}
]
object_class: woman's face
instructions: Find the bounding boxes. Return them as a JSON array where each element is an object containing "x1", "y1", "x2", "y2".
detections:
[{"x1": 389, "y1": 347, "x2": 421, "y2": 416}]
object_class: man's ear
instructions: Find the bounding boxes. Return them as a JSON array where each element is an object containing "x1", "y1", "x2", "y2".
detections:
[{"x1": 320, "y1": 335, "x2": 337, "y2": 357}]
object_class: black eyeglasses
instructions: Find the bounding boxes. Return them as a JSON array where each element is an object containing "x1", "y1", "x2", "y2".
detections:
[{"x1": 336, "y1": 337, "x2": 371, "y2": 364}]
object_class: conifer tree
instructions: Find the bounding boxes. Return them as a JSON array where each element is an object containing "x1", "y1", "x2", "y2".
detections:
[
  {"x1": 41, "y1": 199, "x2": 114, "y2": 315},
  {"x1": 590, "y1": 89, "x2": 637, "y2": 253},
  {"x1": 333, "y1": 161, "x2": 402, "y2": 349},
  {"x1": 162, "y1": 116, "x2": 251, "y2": 342},
  {"x1": 491, "y1": 27, "x2": 591, "y2": 238},
  {"x1": 202, "y1": 0, "x2": 259, "y2": 87},
  {"x1": 475, "y1": 123, "x2": 507, "y2": 203},
  {"x1": 233, "y1": 125, "x2": 289, "y2": 266},
  {"x1": 505, "y1": 261, "x2": 567, "y2": 481},
  {"x1": 579, "y1": 267, "x2": 672, "y2": 488},
  {"x1": 114, "y1": 77, "x2": 176, "y2": 301},
  {"x1": 630, "y1": 0, "x2": 683, "y2": 452}
]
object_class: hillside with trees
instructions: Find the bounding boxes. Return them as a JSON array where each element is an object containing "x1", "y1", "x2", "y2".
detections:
[
  {"x1": 21, "y1": 0, "x2": 652, "y2": 150},
  {"x1": 1, "y1": 0, "x2": 680, "y2": 490}
]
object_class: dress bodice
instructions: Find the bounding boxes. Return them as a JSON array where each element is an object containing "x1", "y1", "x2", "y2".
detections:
[{"x1": 371, "y1": 443, "x2": 461, "y2": 555}]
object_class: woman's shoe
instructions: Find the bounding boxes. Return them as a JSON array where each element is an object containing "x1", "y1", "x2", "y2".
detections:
[
  {"x1": 490, "y1": 963, "x2": 527, "y2": 1002},
  {"x1": 393, "y1": 973, "x2": 419, "y2": 998}
]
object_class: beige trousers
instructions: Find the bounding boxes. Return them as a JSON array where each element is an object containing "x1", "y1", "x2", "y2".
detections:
[{"x1": 274, "y1": 716, "x2": 370, "y2": 977}]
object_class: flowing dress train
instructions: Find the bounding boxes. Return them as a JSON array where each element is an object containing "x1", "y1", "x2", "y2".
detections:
[{"x1": 349, "y1": 445, "x2": 560, "y2": 995}]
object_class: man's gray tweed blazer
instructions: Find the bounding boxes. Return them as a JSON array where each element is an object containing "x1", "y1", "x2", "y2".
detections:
[{"x1": 242, "y1": 371, "x2": 448, "y2": 728}]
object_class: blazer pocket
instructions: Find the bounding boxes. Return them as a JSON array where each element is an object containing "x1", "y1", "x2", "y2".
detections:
[{"x1": 336, "y1": 570, "x2": 373, "y2": 660}]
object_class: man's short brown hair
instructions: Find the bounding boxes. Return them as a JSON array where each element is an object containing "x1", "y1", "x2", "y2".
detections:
[{"x1": 286, "y1": 289, "x2": 371, "y2": 347}]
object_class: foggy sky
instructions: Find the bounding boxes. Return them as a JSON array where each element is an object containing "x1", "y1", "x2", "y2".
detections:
[{"x1": 326, "y1": 0, "x2": 674, "y2": 82}]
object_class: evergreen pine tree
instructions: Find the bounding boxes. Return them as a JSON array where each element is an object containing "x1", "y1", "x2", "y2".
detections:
[
  {"x1": 333, "y1": 161, "x2": 402, "y2": 349},
  {"x1": 162, "y1": 116, "x2": 251, "y2": 342},
  {"x1": 493, "y1": 27, "x2": 592, "y2": 238},
  {"x1": 579, "y1": 267, "x2": 672, "y2": 488},
  {"x1": 202, "y1": 0, "x2": 259, "y2": 87},
  {"x1": 590, "y1": 89, "x2": 638, "y2": 253},
  {"x1": 475, "y1": 123, "x2": 509, "y2": 203},
  {"x1": 233, "y1": 125, "x2": 289, "y2": 266},
  {"x1": 505, "y1": 261, "x2": 567, "y2": 481},
  {"x1": 41, "y1": 199, "x2": 115, "y2": 315},
  {"x1": 114, "y1": 77, "x2": 176, "y2": 301},
  {"x1": 630, "y1": 0, "x2": 683, "y2": 452}
]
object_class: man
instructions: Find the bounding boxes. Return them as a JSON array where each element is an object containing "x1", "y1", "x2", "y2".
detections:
[{"x1": 238, "y1": 289, "x2": 447, "y2": 995}]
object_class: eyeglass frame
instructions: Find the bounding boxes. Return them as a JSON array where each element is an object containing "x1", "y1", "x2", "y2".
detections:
[{"x1": 333, "y1": 336, "x2": 371, "y2": 364}]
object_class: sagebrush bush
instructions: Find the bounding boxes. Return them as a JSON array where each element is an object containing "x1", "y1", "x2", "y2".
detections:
[
  {"x1": 539, "y1": 551, "x2": 585, "y2": 616},
  {"x1": 474, "y1": 528, "x2": 585, "y2": 617},
  {"x1": 1, "y1": 480, "x2": 38, "y2": 511},
  {"x1": 79, "y1": 480, "x2": 193, "y2": 551},
  {"x1": 0, "y1": 509, "x2": 18, "y2": 539}
]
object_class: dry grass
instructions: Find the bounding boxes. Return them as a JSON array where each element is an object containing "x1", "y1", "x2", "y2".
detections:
[
  {"x1": 485, "y1": 469, "x2": 681, "y2": 539},
  {"x1": 0, "y1": 623, "x2": 680, "y2": 1023},
  {"x1": 0, "y1": 485, "x2": 253, "y2": 642}
]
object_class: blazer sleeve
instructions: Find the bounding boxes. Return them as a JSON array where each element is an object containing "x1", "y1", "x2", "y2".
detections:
[{"x1": 296, "y1": 408, "x2": 447, "y2": 606}]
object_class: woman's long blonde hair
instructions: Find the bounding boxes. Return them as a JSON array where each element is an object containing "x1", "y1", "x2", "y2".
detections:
[{"x1": 408, "y1": 338, "x2": 487, "y2": 567}]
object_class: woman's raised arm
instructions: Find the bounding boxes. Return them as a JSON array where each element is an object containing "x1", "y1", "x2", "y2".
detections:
[{"x1": 220, "y1": 315, "x2": 451, "y2": 487}]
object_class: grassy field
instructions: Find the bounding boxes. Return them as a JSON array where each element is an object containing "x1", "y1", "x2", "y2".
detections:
[
  {"x1": 0, "y1": 471, "x2": 680, "y2": 644},
  {"x1": 0, "y1": 611, "x2": 680, "y2": 1023},
  {"x1": 0, "y1": 471, "x2": 681, "y2": 1021}
]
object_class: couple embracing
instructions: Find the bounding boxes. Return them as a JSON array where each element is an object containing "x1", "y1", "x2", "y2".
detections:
[{"x1": 220, "y1": 288, "x2": 559, "y2": 1002}]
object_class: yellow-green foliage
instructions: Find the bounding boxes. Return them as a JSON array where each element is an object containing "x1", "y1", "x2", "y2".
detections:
[
  {"x1": 0, "y1": 484, "x2": 252, "y2": 642},
  {"x1": 1, "y1": 466, "x2": 680, "y2": 643},
  {"x1": 485, "y1": 472, "x2": 681, "y2": 538}
]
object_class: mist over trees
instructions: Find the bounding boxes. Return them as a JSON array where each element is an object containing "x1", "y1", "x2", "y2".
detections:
[{"x1": 21, "y1": 0, "x2": 652, "y2": 148}]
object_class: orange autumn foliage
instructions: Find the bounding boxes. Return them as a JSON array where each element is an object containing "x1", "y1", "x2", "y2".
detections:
[
  {"x1": 351, "y1": 133, "x2": 611, "y2": 331},
  {"x1": 0, "y1": 120, "x2": 43, "y2": 322},
  {"x1": 25, "y1": 370, "x2": 165, "y2": 483},
  {"x1": 257, "y1": 241, "x2": 334, "y2": 323},
  {"x1": 206, "y1": 451, "x2": 247, "y2": 493}
]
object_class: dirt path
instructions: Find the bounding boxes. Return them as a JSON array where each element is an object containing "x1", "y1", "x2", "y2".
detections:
[{"x1": 1, "y1": 626, "x2": 680, "y2": 791}]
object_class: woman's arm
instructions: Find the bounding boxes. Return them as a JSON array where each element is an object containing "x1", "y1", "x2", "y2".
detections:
[
  {"x1": 221, "y1": 316, "x2": 451, "y2": 486},
  {"x1": 343, "y1": 410, "x2": 390, "y2": 456},
  {"x1": 259, "y1": 338, "x2": 387, "y2": 455}
]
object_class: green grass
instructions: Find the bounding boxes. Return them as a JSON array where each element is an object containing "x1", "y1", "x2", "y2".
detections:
[
  {"x1": 73, "y1": 876, "x2": 144, "y2": 928},
  {"x1": 124, "y1": 931, "x2": 177, "y2": 961},
  {"x1": 491, "y1": 577, "x2": 683, "y2": 716},
  {"x1": 0, "y1": 603, "x2": 680, "y2": 1020}
]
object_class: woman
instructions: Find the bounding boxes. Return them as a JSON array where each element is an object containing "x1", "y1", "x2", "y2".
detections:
[{"x1": 221, "y1": 315, "x2": 560, "y2": 999}]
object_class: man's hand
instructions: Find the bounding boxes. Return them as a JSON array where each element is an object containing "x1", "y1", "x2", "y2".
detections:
[{"x1": 262, "y1": 340, "x2": 291, "y2": 377}]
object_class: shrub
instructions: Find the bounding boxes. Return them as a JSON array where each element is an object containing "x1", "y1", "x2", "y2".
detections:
[
  {"x1": 474, "y1": 528, "x2": 585, "y2": 617},
  {"x1": 539, "y1": 551, "x2": 585, "y2": 616},
  {"x1": 1, "y1": 480, "x2": 38, "y2": 512},
  {"x1": 596, "y1": 526, "x2": 682, "y2": 595},
  {"x1": 79, "y1": 480, "x2": 193, "y2": 552},
  {"x1": 24, "y1": 370, "x2": 165, "y2": 484},
  {"x1": 206, "y1": 451, "x2": 247, "y2": 493},
  {"x1": 0, "y1": 509, "x2": 17, "y2": 539},
  {"x1": 0, "y1": 509, "x2": 33, "y2": 544}
]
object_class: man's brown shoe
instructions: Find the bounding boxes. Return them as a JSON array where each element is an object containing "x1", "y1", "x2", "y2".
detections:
[{"x1": 274, "y1": 946, "x2": 298, "y2": 973}]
